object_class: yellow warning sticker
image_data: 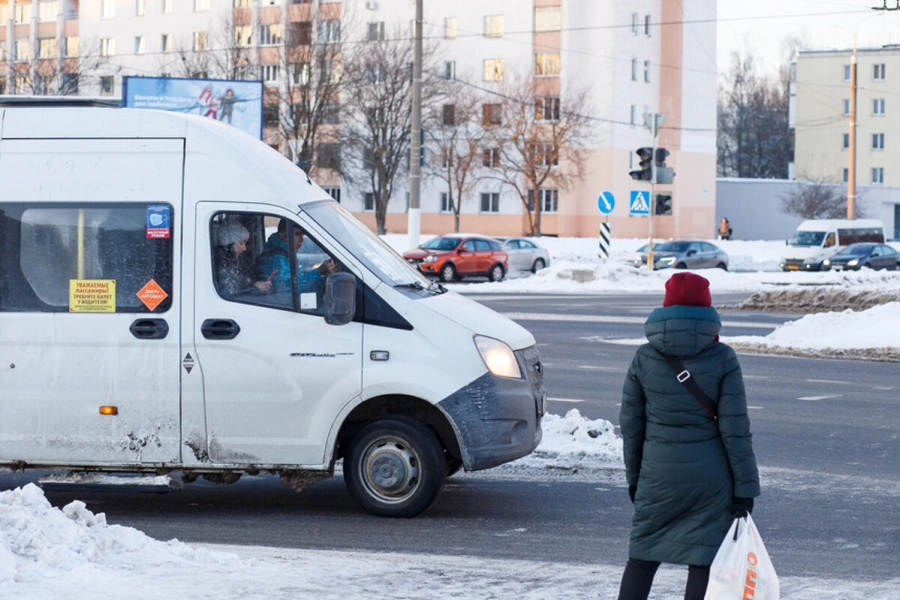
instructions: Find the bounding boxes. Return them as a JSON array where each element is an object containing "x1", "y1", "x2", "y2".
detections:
[{"x1": 70, "y1": 280, "x2": 116, "y2": 313}]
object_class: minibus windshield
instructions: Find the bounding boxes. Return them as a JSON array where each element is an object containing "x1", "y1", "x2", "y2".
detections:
[
  {"x1": 303, "y1": 200, "x2": 431, "y2": 288},
  {"x1": 788, "y1": 231, "x2": 826, "y2": 246}
]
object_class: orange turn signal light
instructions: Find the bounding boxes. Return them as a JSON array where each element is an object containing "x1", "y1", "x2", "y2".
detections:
[{"x1": 99, "y1": 405, "x2": 118, "y2": 416}]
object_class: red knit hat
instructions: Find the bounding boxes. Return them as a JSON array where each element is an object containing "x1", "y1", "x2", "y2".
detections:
[{"x1": 663, "y1": 272, "x2": 711, "y2": 307}]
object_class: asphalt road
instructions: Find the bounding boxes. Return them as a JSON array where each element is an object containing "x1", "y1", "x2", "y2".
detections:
[{"x1": 2, "y1": 293, "x2": 898, "y2": 582}]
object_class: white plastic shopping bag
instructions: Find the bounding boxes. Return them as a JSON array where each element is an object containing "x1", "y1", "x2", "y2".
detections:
[{"x1": 704, "y1": 514, "x2": 779, "y2": 599}]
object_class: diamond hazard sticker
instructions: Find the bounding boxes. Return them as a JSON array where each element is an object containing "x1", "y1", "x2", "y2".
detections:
[{"x1": 136, "y1": 279, "x2": 168, "y2": 311}]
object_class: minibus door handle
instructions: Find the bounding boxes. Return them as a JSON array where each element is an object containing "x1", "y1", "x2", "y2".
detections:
[
  {"x1": 130, "y1": 318, "x2": 169, "y2": 340},
  {"x1": 201, "y1": 319, "x2": 241, "y2": 340}
]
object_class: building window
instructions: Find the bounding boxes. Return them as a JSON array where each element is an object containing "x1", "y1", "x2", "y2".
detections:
[
  {"x1": 39, "y1": 38, "x2": 57, "y2": 59},
  {"x1": 161, "y1": 34, "x2": 173, "y2": 53},
  {"x1": 100, "y1": 0, "x2": 115, "y2": 18},
  {"x1": 0, "y1": 78, "x2": 5, "y2": 95},
  {"x1": 535, "y1": 52, "x2": 561, "y2": 77},
  {"x1": 194, "y1": 0, "x2": 210, "y2": 11},
  {"x1": 162, "y1": 0, "x2": 173, "y2": 14},
  {"x1": 136, "y1": 0, "x2": 146, "y2": 16},
  {"x1": 316, "y1": 144, "x2": 340, "y2": 170},
  {"x1": 100, "y1": 76, "x2": 114, "y2": 96},
  {"x1": 484, "y1": 59, "x2": 503, "y2": 81},
  {"x1": 873, "y1": 133, "x2": 885, "y2": 150},
  {"x1": 843, "y1": 99, "x2": 850, "y2": 116},
  {"x1": 65, "y1": 37, "x2": 79, "y2": 57},
  {"x1": 322, "y1": 187, "x2": 341, "y2": 203},
  {"x1": 367, "y1": 22, "x2": 385, "y2": 42},
  {"x1": 365, "y1": 63, "x2": 385, "y2": 84},
  {"x1": 234, "y1": 0, "x2": 252, "y2": 6},
  {"x1": 322, "y1": 20, "x2": 341, "y2": 43},
  {"x1": 873, "y1": 98, "x2": 886, "y2": 115},
  {"x1": 630, "y1": 104, "x2": 636, "y2": 125},
  {"x1": 60, "y1": 73, "x2": 78, "y2": 95},
  {"x1": 440, "y1": 192, "x2": 452, "y2": 213},
  {"x1": 134, "y1": 36, "x2": 145, "y2": 55},
  {"x1": 480, "y1": 192, "x2": 500, "y2": 213},
  {"x1": 291, "y1": 62, "x2": 310, "y2": 85},
  {"x1": 874, "y1": 63, "x2": 886, "y2": 80},
  {"x1": 535, "y1": 96, "x2": 560, "y2": 122},
  {"x1": 260, "y1": 24, "x2": 282, "y2": 46},
  {"x1": 644, "y1": 60, "x2": 651, "y2": 82},
  {"x1": 842, "y1": 133, "x2": 849, "y2": 149},
  {"x1": 101, "y1": 38, "x2": 116, "y2": 57},
  {"x1": 443, "y1": 60, "x2": 456, "y2": 80},
  {"x1": 482, "y1": 147, "x2": 500, "y2": 167},
  {"x1": 631, "y1": 58, "x2": 637, "y2": 81},
  {"x1": 15, "y1": 39, "x2": 32, "y2": 61},
  {"x1": 843, "y1": 64, "x2": 851, "y2": 81},
  {"x1": 15, "y1": 3, "x2": 33, "y2": 23},
  {"x1": 631, "y1": 13, "x2": 638, "y2": 35},
  {"x1": 445, "y1": 17, "x2": 457, "y2": 39},
  {"x1": 39, "y1": 1, "x2": 59, "y2": 22},
  {"x1": 484, "y1": 15, "x2": 503, "y2": 38},
  {"x1": 234, "y1": 26, "x2": 252, "y2": 47},
  {"x1": 193, "y1": 32, "x2": 207, "y2": 51},
  {"x1": 482, "y1": 104, "x2": 502, "y2": 126},
  {"x1": 364, "y1": 192, "x2": 377, "y2": 212},
  {"x1": 644, "y1": 14, "x2": 651, "y2": 36},
  {"x1": 535, "y1": 6, "x2": 561, "y2": 32},
  {"x1": 531, "y1": 143, "x2": 558, "y2": 167},
  {"x1": 842, "y1": 168, "x2": 849, "y2": 183},
  {"x1": 872, "y1": 167, "x2": 884, "y2": 183},
  {"x1": 529, "y1": 189, "x2": 558, "y2": 213},
  {"x1": 263, "y1": 103, "x2": 279, "y2": 126},
  {"x1": 442, "y1": 104, "x2": 456, "y2": 126},
  {"x1": 261, "y1": 64, "x2": 281, "y2": 83}
]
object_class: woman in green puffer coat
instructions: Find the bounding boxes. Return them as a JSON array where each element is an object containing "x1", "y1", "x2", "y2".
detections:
[{"x1": 617, "y1": 272, "x2": 760, "y2": 600}]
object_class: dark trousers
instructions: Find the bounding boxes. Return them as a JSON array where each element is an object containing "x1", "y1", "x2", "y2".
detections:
[{"x1": 617, "y1": 558, "x2": 710, "y2": 600}]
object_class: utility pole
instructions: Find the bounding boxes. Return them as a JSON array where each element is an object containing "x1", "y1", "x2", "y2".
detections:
[
  {"x1": 848, "y1": 46, "x2": 857, "y2": 219},
  {"x1": 643, "y1": 112, "x2": 666, "y2": 269},
  {"x1": 407, "y1": 0, "x2": 423, "y2": 249}
]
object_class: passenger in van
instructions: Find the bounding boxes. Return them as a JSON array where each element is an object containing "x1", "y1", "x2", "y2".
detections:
[
  {"x1": 215, "y1": 221, "x2": 273, "y2": 298},
  {"x1": 255, "y1": 219, "x2": 335, "y2": 295}
]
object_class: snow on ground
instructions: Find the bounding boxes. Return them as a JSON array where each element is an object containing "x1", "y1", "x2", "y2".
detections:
[{"x1": 2, "y1": 236, "x2": 899, "y2": 598}]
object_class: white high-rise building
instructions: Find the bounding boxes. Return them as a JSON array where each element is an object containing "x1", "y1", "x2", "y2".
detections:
[{"x1": 0, "y1": 0, "x2": 718, "y2": 238}]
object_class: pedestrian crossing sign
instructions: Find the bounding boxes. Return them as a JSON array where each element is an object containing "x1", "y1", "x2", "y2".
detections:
[{"x1": 629, "y1": 190, "x2": 650, "y2": 215}]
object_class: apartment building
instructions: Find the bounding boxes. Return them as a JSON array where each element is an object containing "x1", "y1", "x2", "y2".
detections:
[{"x1": 0, "y1": 0, "x2": 718, "y2": 239}]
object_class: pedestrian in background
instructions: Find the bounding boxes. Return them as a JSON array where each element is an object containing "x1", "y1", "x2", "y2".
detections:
[
  {"x1": 617, "y1": 272, "x2": 759, "y2": 600},
  {"x1": 718, "y1": 217, "x2": 732, "y2": 240}
]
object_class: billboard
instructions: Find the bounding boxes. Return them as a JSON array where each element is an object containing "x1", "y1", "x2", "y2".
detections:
[{"x1": 122, "y1": 76, "x2": 264, "y2": 139}]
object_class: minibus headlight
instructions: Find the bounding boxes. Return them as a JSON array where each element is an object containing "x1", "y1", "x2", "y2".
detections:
[{"x1": 474, "y1": 335, "x2": 522, "y2": 379}]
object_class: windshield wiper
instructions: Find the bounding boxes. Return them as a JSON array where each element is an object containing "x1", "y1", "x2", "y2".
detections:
[
  {"x1": 427, "y1": 280, "x2": 448, "y2": 294},
  {"x1": 394, "y1": 281, "x2": 426, "y2": 290}
]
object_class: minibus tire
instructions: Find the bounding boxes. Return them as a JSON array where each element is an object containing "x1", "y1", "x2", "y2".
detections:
[{"x1": 345, "y1": 417, "x2": 447, "y2": 517}]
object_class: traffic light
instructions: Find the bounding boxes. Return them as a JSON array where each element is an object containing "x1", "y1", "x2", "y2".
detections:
[
  {"x1": 654, "y1": 147, "x2": 675, "y2": 184},
  {"x1": 654, "y1": 147, "x2": 669, "y2": 167},
  {"x1": 655, "y1": 194, "x2": 672, "y2": 215},
  {"x1": 629, "y1": 147, "x2": 653, "y2": 181}
]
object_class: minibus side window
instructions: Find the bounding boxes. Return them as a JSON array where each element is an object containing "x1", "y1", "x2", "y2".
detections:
[
  {"x1": 211, "y1": 211, "x2": 337, "y2": 316},
  {"x1": 0, "y1": 203, "x2": 174, "y2": 313}
]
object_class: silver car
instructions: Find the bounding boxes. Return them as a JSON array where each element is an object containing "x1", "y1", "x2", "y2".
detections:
[
  {"x1": 628, "y1": 240, "x2": 729, "y2": 270},
  {"x1": 495, "y1": 237, "x2": 551, "y2": 273}
]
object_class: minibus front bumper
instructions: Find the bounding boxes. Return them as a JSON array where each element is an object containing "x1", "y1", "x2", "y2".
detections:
[{"x1": 438, "y1": 346, "x2": 546, "y2": 472}]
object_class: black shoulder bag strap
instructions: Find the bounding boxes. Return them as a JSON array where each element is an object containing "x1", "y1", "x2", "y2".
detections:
[{"x1": 663, "y1": 355, "x2": 717, "y2": 419}]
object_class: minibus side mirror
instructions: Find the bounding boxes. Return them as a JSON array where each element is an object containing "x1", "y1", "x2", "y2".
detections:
[{"x1": 324, "y1": 272, "x2": 356, "y2": 326}]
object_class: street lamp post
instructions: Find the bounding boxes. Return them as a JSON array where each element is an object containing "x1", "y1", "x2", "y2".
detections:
[{"x1": 408, "y1": 0, "x2": 423, "y2": 249}]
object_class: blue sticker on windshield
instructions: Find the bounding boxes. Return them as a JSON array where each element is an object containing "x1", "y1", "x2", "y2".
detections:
[{"x1": 147, "y1": 205, "x2": 171, "y2": 239}]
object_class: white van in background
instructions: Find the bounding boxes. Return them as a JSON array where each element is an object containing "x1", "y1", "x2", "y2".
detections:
[
  {"x1": 779, "y1": 219, "x2": 885, "y2": 271},
  {"x1": 0, "y1": 99, "x2": 546, "y2": 517}
]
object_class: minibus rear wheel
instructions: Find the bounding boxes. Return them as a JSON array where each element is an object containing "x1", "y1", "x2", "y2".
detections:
[{"x1": 345, "y1": 416, "x2": 447, "y2": 517}]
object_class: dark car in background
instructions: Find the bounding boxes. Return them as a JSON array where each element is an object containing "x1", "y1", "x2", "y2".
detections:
[
  {"x1": 626, "y1": 240, "x2": 729, "y2": 270},
  {"x1": 494, "y1": 237, "x2": 551, "y2": 273},
  {"x1": 822, "y1": 243, "x2": 900, "y2": 271},
  {"x1": 402, "y1": 234, "x2": 508, "y2": 282}
]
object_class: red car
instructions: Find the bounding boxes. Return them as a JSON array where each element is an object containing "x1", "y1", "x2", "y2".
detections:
[{"x1": 403, "y1": 234, "x2": 508, "y2": 282}]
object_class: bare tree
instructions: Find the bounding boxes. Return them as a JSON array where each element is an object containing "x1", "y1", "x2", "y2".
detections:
[
  {"x1": 780, "y1": 179, "x2": 864, "y2": 219},
  {"x1": 423, "y1": 82, "x2": 485, "y2": 232},
  {"x1": 11, "y1": 39, "x2": 105, "y2": 96},
  {"x1": 343, "y1": 25, "x2": 432, "y2": 234},
  {"x1": 483, "y1": 76, "x2": 592, "y2": 236},
  {"x1": 717, "y1": 50, "x2": 791, "y2": 179}
]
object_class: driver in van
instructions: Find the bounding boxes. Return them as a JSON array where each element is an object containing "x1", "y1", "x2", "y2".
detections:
[
  {"x1": 215, "y1": 221, "x2": 273, "y2": 298},
  {"x1": 255, "y1": 219, "x2": 335, "y2": 295}
]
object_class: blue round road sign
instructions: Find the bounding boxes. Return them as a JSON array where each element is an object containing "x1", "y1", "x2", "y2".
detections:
[{"x1": 598, "y1": 191, "x2": 615, "y2": 214}]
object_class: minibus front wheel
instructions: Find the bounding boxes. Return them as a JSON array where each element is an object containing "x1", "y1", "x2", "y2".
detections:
[{"x1": 344, "y1": 416, "x2": 447, "y2": 517}]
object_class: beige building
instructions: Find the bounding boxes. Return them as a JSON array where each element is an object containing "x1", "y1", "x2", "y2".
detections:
[
  {"x1": 1, "y1": 0, "x2": 718, "y2": 239},
  {"x1": 793, "y1": 47, "x2": 900, "y2": 187}
]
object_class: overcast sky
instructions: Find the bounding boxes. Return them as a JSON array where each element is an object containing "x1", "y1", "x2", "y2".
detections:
[{"x1": 717, "y1": 0, "x2": 900, "y2": 76}]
